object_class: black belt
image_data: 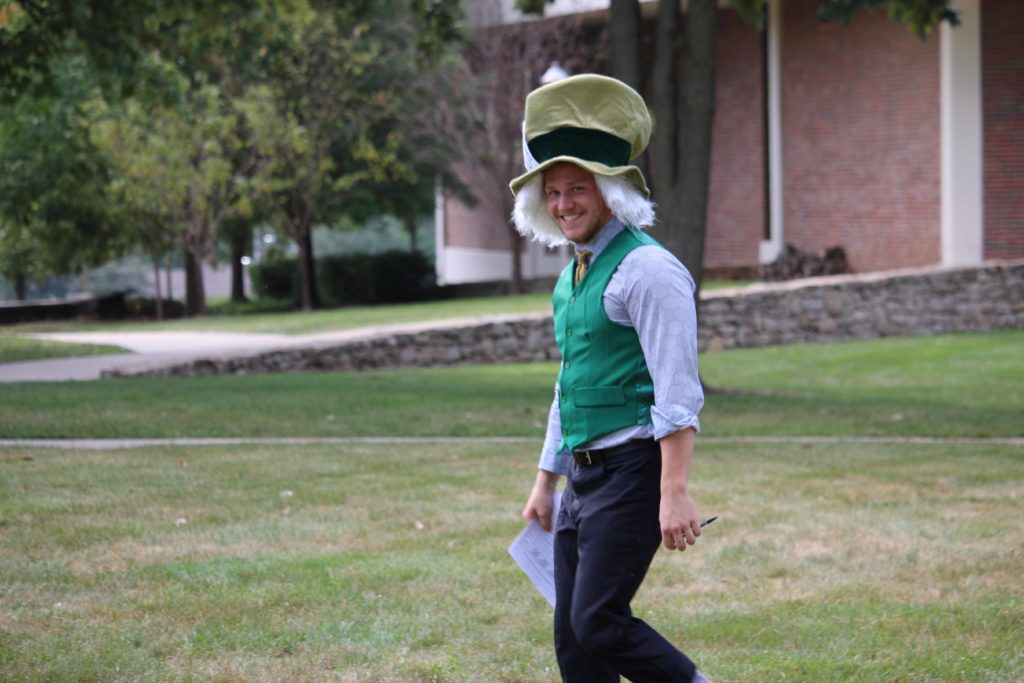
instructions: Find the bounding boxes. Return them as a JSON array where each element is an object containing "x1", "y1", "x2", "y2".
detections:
[{"x1": 571, "y1": 438, "x2": 656, "y2": 466}]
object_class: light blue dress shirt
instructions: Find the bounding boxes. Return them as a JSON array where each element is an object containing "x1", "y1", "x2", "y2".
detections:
[{"x1": 538, "y1": 218, "x2": 704, "y2": 475}]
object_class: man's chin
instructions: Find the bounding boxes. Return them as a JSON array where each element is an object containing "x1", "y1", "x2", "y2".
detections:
[{"x1": 558, "y1": 223, "x2": 588, "y2": 242}]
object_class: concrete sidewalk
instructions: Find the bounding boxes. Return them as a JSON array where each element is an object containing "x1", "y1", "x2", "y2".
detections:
[
  {"x1": 1, "y1": 331, "x2": 298, "y2": 382},
  {"x1": 0, "y1": 315, "x2": 547, "y2": 382},
  {"x1": 3, "y1": 435, "x2": 1022, "y2": 449}
]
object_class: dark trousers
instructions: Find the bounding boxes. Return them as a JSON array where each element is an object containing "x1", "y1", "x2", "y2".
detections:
[{"x1": 553, "y1": 440, "x2": 697, "y2": 683}]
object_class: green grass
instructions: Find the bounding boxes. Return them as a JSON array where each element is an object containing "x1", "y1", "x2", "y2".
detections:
[
  {"x1": 1, "y1": 441, "x2": 1021, "y2": 681},
  {"x1": 0, "y1": 334, "x2": 129, "y2": 364},
  {"x1": 1, "y1": 329, "x2": 1022, "y2": 680},
  {"x1": 2, "y1": 282, "x2": 746, "y2": 339},
  {"x1": 699, "y1": 329, "x2": 1024, "y2": 438},
  {"x1": 2, "y1": 293, "x2": 554, "y2": 336},
  {"x1": 1, "y1": 330, "x2": 1021, "y2": 439}
]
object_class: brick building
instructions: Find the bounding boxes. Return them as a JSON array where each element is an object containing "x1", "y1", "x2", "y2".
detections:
[{"x1": 435, "y1": 0, "x2": 1024, "y2": 285}]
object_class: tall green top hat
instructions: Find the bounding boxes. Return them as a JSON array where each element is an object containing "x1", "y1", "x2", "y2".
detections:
[{"x1": 509, "y1": 74, "x2": 652, "y2": 198}]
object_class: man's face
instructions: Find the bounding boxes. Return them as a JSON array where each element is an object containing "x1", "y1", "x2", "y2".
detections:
[{"x1": 543, "y1": 162, "x2": 613, "y2": 245}]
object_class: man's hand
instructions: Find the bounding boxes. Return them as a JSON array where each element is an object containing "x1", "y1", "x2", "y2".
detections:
[
  {"x1": 660, "y1": 487, "x2": 700, "y2": 551},
  {"x1": 522, "y1": 469, "x2": 561, "y2": 532},
  {"x1": 659, "y1": 427, "x2": 700, "y2": 551}
]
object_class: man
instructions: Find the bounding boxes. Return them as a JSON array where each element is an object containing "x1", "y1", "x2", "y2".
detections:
[{"x1": 512, "y1": 74, "x2": 711, "y2": 683}]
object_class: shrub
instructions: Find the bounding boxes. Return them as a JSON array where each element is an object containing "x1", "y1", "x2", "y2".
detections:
[
  {"x1": 251, "y1": 251, "x2": 439, "y2": 307},
  {"x1": 250, "y1": 259, "x2": 298, "y2": 302},
  {"x1": 125, "y1": 297, "x2": 186, "y2": 320}
]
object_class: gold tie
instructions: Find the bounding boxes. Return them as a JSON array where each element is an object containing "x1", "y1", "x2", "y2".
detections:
[{"x1": 574, "y1": 249, "x2": 592, "y2": 287}]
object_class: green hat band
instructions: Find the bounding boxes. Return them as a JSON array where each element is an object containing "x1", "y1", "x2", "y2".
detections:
[{"x1": 527, "y1": 127, "x2": 632, "y2": 169}]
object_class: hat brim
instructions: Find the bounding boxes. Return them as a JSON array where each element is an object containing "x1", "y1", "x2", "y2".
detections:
[{"x1": 509, "y1": 156, "x2": 650, "y2": 198}]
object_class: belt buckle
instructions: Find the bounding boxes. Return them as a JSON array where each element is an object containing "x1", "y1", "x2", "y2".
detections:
[{"x1": 574, "y1": 450, "x2": 592, "y2": 466}]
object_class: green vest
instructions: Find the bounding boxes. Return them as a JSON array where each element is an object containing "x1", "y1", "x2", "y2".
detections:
[{"x1": 553, "y1": 225, "x2": 658, "y2": 452}]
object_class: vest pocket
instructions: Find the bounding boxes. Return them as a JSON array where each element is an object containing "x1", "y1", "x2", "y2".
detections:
[{"x1": 574, "y1": 386, "x2": 627, "y2": 407}]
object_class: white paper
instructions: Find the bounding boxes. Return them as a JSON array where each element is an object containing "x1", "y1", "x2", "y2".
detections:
[{"x1": 508, "y1": 491, "x2": 562, "y2": 607}]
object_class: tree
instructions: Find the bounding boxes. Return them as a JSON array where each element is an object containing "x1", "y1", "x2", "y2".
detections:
[
  {"x1": 516, "y1": 0, "x2": 958, "y2": 295},
  {"x1": 87, "y1": 66, "x2": 253, "y2": 319},
  {"x1": 359, "y1": 51, "x2": 477, "y2": 254},
  {"x1": 243, "y1": 1, "x2": 468, "y2": 310},
  {"x1": 463, "y1": 1, "x2": 599, "y2": 292},
  {"x1": 0, "y1": 49, "x2": 121, "y2": 292},
  {"x1": 89, "y1": 96, "x2": 182, "y2": 319},
  {"x1": 240, "y1": 18, "x2": 386, "y2": 311},
  {"x1": 2, "y1": 0, "x2": 469, "y2": 310},
  {"x1": 1, "y1": 1, "x2": 287, "y2": 312}
]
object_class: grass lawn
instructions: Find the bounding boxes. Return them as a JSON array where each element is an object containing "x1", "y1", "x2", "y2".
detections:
[
  {"x1": 1, "y1": 329, "x2": 1022, "y2": 681},
  {"x1": 0, "y1": 330, "x2": 1021, "y2": 439},
  {"x1": 0, "y1": 334, "x2": 129, "y2": 365},
  {"x1": 1, "y1": 441, "x2": 1021, "y2": 682},
  {"x1": 2, "y1": 281, "x2": 748, "y2": 339},
  {"x1": 1, "y1": 293, "x2": 554, "y2": 337}
]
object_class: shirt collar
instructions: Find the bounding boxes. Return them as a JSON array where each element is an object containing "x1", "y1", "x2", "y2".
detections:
[{"x1": 572, "y1": 217, "x2": 625, "y2": 263}]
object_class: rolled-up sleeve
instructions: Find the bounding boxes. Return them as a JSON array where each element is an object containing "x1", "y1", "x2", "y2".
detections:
[
  {"x1": 538, "y1": 384, "x2": 571, "y2": 475},
  {"x1": 607, "y1": 245, "x2": 704, "y2": 439}
]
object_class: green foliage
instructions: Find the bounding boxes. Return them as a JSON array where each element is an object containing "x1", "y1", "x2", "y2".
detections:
[
  {"x1": 0, "y1": 0, "x2": 289, "y2": 101},
  {"x1": 0, "y1": 50, "x2": 121, "y2": 281},
  {"x1": 249, "y1": 257, "x2": 299, "y2": 302},
  {"x1": 817, "y1": 0, "x2": 959, "y2": 36},
  {"x1": 514, "y1": 0, "x2": 548, "y2": 15},
  {"x1": 729, "y1": 0, "x2": 767, "y2": 30},
  {"x1": 320, "y1": 250, "x2": 438, "y2": 306},
  {"x1": 1, "y1": 0, "x2": 471, "y2": 309},
  {"x1": 726, "y1": 0, "x2": 959, "y2": 35},
  {"x1": 409, "y1": 0, "x2": 466, "y2": 63},
  {"x1": 250, "y1": 250, "x2": 439, "y2": 306}
]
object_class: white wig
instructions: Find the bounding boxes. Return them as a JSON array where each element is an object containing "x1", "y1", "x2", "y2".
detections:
[{"x1": 511, "y1": 172, "x2": 657, "y2": 246}]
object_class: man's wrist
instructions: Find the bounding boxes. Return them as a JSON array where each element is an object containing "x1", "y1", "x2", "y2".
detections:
[
  {"x1": 660, "y1": 476, "x2": 689, "y2": 496},
  {"x1": 535, "y1": 469, "x2": 561, "y2": 492}
]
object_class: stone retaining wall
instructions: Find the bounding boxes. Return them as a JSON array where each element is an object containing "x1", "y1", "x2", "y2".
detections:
[
  {"x1": 698, "y1": 259, "x2": 1024, "y2": 351},
  {"x1": 108, "y1": 260, "x2": 1024, "y2": 378}
]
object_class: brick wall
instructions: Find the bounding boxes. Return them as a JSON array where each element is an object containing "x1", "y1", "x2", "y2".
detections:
[
  {"x1": 444, "y1": 162, "x2": 515, "y2": 251},
  {"x1": 982, "y1": 0, "x2": 1024, "y2": 260},
  {"x1": 704, "y1": 9, "x2": 767, "y2": 270},
  {"x1": 781, "y1": 0, "x2": 941, "y2": 272}
]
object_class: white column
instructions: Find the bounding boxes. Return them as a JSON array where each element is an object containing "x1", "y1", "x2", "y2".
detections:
[
  {"x1": 760, "y1": 0, "x2": 785, "y2": 263},
  {"x1": 940, "y1": 0, "x2": 984, "y2": 266},
  {"x1": 433, "y1": 175, "x2": 448, "y2": 285}
]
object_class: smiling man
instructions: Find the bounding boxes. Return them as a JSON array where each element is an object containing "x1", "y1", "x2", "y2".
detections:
[{"x1": 511, "y1": 75, "x2": 711, "y2": 683}]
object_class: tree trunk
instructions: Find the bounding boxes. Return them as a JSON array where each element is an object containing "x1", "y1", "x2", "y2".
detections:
[
  {"x1": 610, "y1": 0, "x2": 649, "y2": 185},
  {"x1": 651, "y1": 0, "x2": 680, "y2": 199},
  {"x1": 660, "y1": 0, "x2": 716, "y2": 296},
  {"x1": 610, "y1": 0, "x2": 644, "y2": 90},
  {"x1": 296, "y1": 227, "x2": 319, "y2": 311},
  {"x1": 507, "y1": 229, "x2": 524, "y2": 294},
  {"x1": 14, "y1": 271, "x2": 27, "y2": 301},
  {"x1": 151, "y1": 251, "x2": 164, "y2": 321},
  {"x1": 184, "y1": 248, "x2": 207, "y2": 316},
  {"x1": 165, "y1": 258, "x2": 173, "y2": 301},
  {"x1": 229, "y1": 224, "x2": 250, "y2": 303}
]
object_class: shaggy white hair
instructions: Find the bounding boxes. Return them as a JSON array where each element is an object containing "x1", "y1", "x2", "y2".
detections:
[{"x1": 511, "y1": 172, "x2": 656, "y2": 246}]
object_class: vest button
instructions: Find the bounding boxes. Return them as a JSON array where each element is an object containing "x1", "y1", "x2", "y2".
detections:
[
  {"x1": 562, "y1": 429, "x2": 568, "y2": 437},
  {"x1": 567, "y1": 328, "x2": 573, "y2": 336},
  {"x1": 564, "y1": 361, "x2": 570, "y2": 369},
  {"x1": 569, "y1": 296, "x2": 575, "y2": 303}
]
